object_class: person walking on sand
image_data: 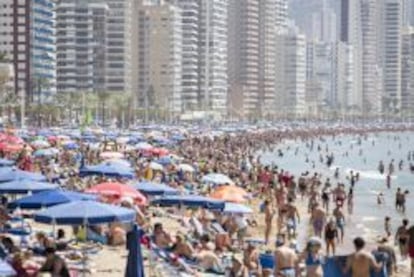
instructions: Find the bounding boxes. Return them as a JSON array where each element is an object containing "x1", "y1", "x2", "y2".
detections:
[
  {"x1": 263, "y1": 199, "x2": 274, "y2": 245},
  {"x1": 333, "y1": 205, "x2": 345, "y2": 243},
  {"x1": 285, "y1": 198, "x2": 300, "y2": 239},
  {"x1": 311, "y1": 203, "x2": 326, "y2": 238},
  {"x1": 343, "y1": 237, "x2": 383, "y2": 277}
]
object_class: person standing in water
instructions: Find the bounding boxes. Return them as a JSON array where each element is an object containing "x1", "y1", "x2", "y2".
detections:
[
  {"x1": 395, "y1": 219, "x2": 409, "y2": 259},
  {"x1": 384, "y1": 216, "x2": 392, "y2": 238},
  {"x1": 378, "y1": 161, "x2": 385, "y2": 174}
]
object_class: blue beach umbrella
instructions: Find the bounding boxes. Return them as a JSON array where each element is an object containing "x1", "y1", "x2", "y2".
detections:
[
  {"x1": 154, "y1": 156, "x2": 173, "y2": 166},
  {"x1": 134, "y1": 181, "x2": 179, "y2": 196},
  {"x1": 0, "y1": 168, "x2": 47, "y2": 183},
  {"x1": 0, "y1": 180, "x2": 57, "y2": 194},
  {"x1": 151, "y1": 195, "x2": 225, "y2": 210},
  {"x1": 34, "y1": 200, "x2": 136, "y2": 225},
  {"x1": 79, "y1": 162, "x2": 134, "y2": 179},
  {"x1": 125, "y1": 224, "x2": 145, "y2": 277},
  {"x1": 9, "y1": 190, "x2": 97, "y2": 209}
]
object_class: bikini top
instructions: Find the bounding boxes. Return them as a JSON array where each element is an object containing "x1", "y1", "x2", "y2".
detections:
[{"x1": 305, "y1": 252, "x2": 322, "y2": 266}]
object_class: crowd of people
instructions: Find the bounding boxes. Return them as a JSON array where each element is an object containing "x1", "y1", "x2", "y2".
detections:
[{"x1": 0, "y1": 123, "x2": 412, "y2": 276}]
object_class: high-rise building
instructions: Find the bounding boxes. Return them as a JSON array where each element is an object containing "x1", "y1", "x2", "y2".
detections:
[
  {"x1": 333, "y1": 41, "x2": 354, "y2": 113},
  {"x1": 227, "y1": 0, "x2": 260, "y2": 118},
  {"x1": 402, "y1": 0, "x2": 414, "y2": 27},
  {"x1": 361, "y1": 0, "x2": 382, "y2": 114},
  {"x1": 381, "y1": 0, "x2": 402, "y2": 112},
  {"x1": 55, "y1": 0, "x2": 109, "y2": 94},
  {"x1": 340, "y1": 0, "x2": 363, "y2": 112},
  {"x1": 198, "y1": 0, "x2": 228, "y2": 115},
  {"x1": 137, "y1": 1, "x2": 182, "y2": 115},
  {"x1": 401, "y1": 27, "x2": 414, "y2": 114},
  {"x1": 311, "y1": 2, "x2": 337, "y2": 42},
  {"x1": 284, "y1": 24, "x2": 306, "y2": 116},
  {"x1": 104, "y1": 0, "x2": 135, "y2": 94},
  {"x1": 170, "y1": 0, "x2": 200, "y2": 111},
  {"x1": 0, "y1": 0, "x2": 56, "y2": 102}
]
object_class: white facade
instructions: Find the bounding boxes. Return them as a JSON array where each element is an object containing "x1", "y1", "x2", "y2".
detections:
[
  {"x1": 284, "y1": 26, "x2": 306, "y2": 116},
  {"x1": 56, "y1": 1, "x2": 108, "y2": 93},
  {"x1": 361, "y1": 0, "x2": 382, "y2": 114},
  {"x1": 198, "y1": 0, "x2": 228, "y2": 114},
  {"x1": 172, "y1": 0, "x2": 199, "y2": 111},
  {"x1": 381, "y1": 0, "x2": 402, "y2": 112},
  {"x1": 333, "y1": 41, "x2": 354, "y2": 112},
  {"x1": 401, "y1": 27, "x2": 414, "y2": 114}
]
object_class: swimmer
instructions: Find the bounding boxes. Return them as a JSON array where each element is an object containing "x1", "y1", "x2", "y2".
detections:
[{"x1": 377, "y1": 192, "x2": 385, "y2": 205}]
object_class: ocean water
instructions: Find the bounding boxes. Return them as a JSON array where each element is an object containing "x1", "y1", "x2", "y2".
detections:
[{"x1": 259, "y1": 131, "x2": 414, "y2": 242}]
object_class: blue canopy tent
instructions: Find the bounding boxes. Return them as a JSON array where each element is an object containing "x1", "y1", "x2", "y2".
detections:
[
  {"x1": 9, "y1": 190, "x2": 97, "y2": 209},
  {"x1": 0, "y1": 168, "x2": 47, "y2": 183},
  {"x1": 134, "y1": 181, "x2": 179, "y2": 196},
  {"x1": 151, "y1": 195, "x2": 225, "y2": 210},
  {"x1": 125, "y1": 224, "x2": 145, "y2": 277},
  {"x1": 0, "y1": 159, "x2": 14, "y2": 167},
  {"x1": 0, "y1": 180, "x2": 57, "y2": 194},
  {"x1": 79, "y1": 162, "x2": 134, "y2": 179},
  {"x1": 34, "y1": 200, "x2": 136, "y2": 225}
]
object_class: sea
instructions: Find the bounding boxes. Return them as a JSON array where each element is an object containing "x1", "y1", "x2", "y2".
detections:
[{"x1": 258, "y1": 131, "x2": 414, "y2": 251}]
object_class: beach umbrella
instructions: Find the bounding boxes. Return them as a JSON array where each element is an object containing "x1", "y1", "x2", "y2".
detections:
[
  {"x1": 0, "y1": 259, "x2": 16, "y2": 276},
  {"x1": 154, "y1": 156, "x2": 173, "y2": 166},
  {"x1": 62, "y1": 141, "x2": 79, "y2": 150},
  {"x1": 79, "y1": 162, "x2": 134, "y2": 179},
  {"x1": 135, "y1": 142, "x2": 153, "y2": 151},
  {"x1": 151, "y1": 195, "x2": 225, "y2": 210},
  {"x1": 210, "y1": 185, "x2": 248, "y2": 203},
  {"x1": 223, "y1": 202, "x2": 253, "y2": 214},
  {"x1": 85, "y1": 182, "x2": 146, "y2": 205},
  {"x1": 125, "y1": 224, "x2": 145, "y2": 277},
  {"x1": 134, "y1": 181, "x2": 179, "y2": 196},
  {"x1": 149, "y1": 162, "x2": 163, "y2": 171},
  {"x1": 9, "y1": 190, "x2": 97, "y2": 209},
  {"x1": 105, "y1": 159, "x2": 131, "y2": 167},
  {"x1": 0, "y1": 168, "x2": 47, "y2": 183},
  {"x1": 33, "y1": 148, "x2": 59, "y2": 157},
  {"x1": 201, "y1": 173, "x2": 234, "y2": 185},
  {"x1": 150, "y1": 147, "x2": 169, "y2": 156},
  {"x1": 170, "y1": 134, "x2": 185, "y2": 141},
  {"x1": 100, "y1": 151, "x2": 124, "y2": 160},
  {"x1": 116, "y1": 137, "x2": 130, "y2": 144},
  {"x1": 0, "y1": 180, "x2": 57, "y2": 194},
  {"x1": 0, "y1": 143, "x2": 25, "y2": 153},
  {"x1": 0, "y1": 159, "x2": 14, "y2": 167},
  {"x1": 31, "y1": 140, "x2": 50, "y2": 149},
  {"x1": 178, "y1": 163, "x2": 195, "y2": 173},
  {"x1": 34, "y1": 200, "x2": 136, "y2": 225}
]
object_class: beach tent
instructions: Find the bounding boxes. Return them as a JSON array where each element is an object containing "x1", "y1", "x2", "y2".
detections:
[
  {"x1": 9, "y1": 190, "x2": 97, "y2": 209},
  {"x1": 201, "y1": 173, "x2": 234, "y2": 185},
  {"x1": 0, "y1": 180, "x2": 57, "y2": 194},
  {"x1": 0, "y1": 167, "x2": 46, "y2": 183},
  {"x1": 79, "y1": 162, "x2": 134, "y2": 179},
  {"x1": 34, "y1": 200, "x2": 136, "y2": 225},
  {"x1": 134, "y1": 181, "x2": 179, "y2": 196},
  {"x1": 125, "y1": 224, "x2": 145, "y2": 277},
  {"x1": 85, "y1": 182, "x2": 147, "y2": 205},
  {"x1": 0, "y1": 159, "x2": 14, "y2": 167},
  {"x1": 151, "y1": 195, "x2": 225, "y2": 210}
]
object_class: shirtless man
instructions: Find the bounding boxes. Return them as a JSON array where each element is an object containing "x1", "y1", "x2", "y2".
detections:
[
  {"x1": 285, "y1": 198, "x2": 301, "y2": 239},
  {"x1": 243, "y1": 243, "x2": 259, "y2": 273},
  {"x1": 332, "y1": 184, "x2": 346, "y2": 207},
  {"x1": 333, "y1": 205, "x2": 346, "y2": 243},
  {"x1": 274, "y1": 234, "x2": 298, "y2": 277},
  {"x1": 264, "y1": 199, "x2": 275, "y2": 245},
  {"x1": 311, "y1": 203, "x2": 326, "y2": 238},
  {"x1": 344, "y1": 237, "x2": 383, "y2": 277}
]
